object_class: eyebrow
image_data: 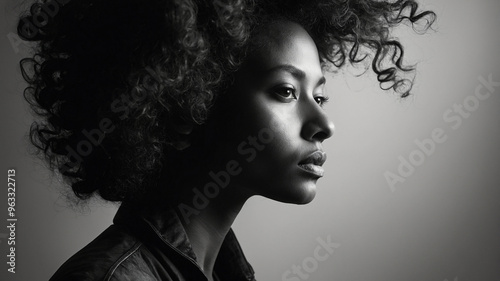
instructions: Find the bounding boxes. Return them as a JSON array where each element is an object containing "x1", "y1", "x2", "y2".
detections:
[{"x1": 265, "y1": 64, "x2": 326, "y2": 87}]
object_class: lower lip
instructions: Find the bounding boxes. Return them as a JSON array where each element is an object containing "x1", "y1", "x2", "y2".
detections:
[{"x1": 298, "y1": 164, "x2": 324, "y2": 177}]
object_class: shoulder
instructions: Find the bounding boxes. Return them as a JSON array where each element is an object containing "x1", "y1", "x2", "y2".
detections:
[{"x1": 49, "y1": 224, "x2": 159, "y2": 281}]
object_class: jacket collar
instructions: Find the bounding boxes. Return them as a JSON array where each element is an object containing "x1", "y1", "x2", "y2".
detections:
[{"x1": 113, "y1": 201, "x2": 255, "y2": 281}]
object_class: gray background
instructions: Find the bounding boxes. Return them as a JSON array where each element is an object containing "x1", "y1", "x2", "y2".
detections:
[{"x1": 1, "y1": 0, "x2": 499, "y2": 280}]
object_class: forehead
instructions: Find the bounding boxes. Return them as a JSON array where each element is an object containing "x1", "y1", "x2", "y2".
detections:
[{"x1": 246, "y1": 20, "x2": 322, "y2": 76}]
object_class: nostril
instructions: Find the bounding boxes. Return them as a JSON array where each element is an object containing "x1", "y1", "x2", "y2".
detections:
[{"x1": 313, "y1": 131, "x2": 330, "y2": 142}]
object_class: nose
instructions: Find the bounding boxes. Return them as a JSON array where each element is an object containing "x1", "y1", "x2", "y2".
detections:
[{"x1": 300, "y1": 102, "x2": 335, "y2": 143}]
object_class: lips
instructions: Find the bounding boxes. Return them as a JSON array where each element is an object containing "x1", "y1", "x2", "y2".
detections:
[{"x1": 298, "y1": 151, "x2": 327, "y2": 177}]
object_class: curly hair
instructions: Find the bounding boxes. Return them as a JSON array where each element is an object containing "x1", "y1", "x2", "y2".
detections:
[{"x1": 17, "y1": 0, "x2": 435, "y2": 203}]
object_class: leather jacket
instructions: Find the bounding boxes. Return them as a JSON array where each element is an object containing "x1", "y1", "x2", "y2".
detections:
[{"x1": 49, "y1": 202, "x2": 256, "y2": 281}]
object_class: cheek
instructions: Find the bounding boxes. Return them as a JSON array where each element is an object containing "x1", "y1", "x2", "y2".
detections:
[
  {"x1": 231, "y1": 114, "x2": 298, "y2": 169},
  {"x1": 214, "y1": 98, "x2": 317, "y2": 203},
  {"x1": 233, "y1": 96, "x2": 303, "y2": 169},
  {"x1": 233, "y1": 114, "x2": 302, "y2": 187}
]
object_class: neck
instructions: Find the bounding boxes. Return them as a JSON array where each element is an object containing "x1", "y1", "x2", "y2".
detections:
[{"x1": 175, "y1": 177, "x2": 252, "y2": 279}]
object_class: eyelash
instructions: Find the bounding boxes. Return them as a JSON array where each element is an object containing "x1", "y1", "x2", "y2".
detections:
[
  {"x1": 272, "y1": 86, "x2": 329, "y2": 107},
  {"x1": 314, "y1": 95, "x2": 329, "y2": 107},
  {"x1": 273, "y1": 86, "x2": 297, "y2": 100}
]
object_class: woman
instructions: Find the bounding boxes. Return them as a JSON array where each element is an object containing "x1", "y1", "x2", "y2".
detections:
[{"x1": 17, "y1": 0, "x2": 435, "y2": 280}]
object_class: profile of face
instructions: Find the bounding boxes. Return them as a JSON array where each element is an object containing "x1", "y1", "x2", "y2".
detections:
[{"x1": 211, "y1": 20, "x2": 335, "y2": 205}]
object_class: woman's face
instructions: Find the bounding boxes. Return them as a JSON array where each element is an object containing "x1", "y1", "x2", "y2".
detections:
[{"x1": 214, "y1": 20, "x2": 334, "y2": 204}]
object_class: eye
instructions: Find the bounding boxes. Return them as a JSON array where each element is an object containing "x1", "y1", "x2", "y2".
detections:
[
  {"x1": 272, "y1": 85, "x2": 297, "y2": 101},
  {"x1": 314, "y1": 95, "x2": 330, "y2": 107}
]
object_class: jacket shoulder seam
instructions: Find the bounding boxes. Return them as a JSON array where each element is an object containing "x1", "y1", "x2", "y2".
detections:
[{"x1": 103, "y1": 240, "x2": 143, "y2": 281}]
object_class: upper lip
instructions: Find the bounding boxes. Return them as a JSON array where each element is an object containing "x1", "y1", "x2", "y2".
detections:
[{"x1": 298, "y1": 151, "x2": 327, "y2": 166}]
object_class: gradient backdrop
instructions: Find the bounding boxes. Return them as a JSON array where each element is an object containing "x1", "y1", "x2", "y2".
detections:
[{"x1": 1, "y1": 0, "x2": 499, "y2": 280}]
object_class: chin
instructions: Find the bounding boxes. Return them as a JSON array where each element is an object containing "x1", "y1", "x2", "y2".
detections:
[
  {"x1": 294, "y1": 187, "x2": 317, "y2": 204},
  {"x1": 272, "y1": 181, "x2": 318, "y2": 205}
]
